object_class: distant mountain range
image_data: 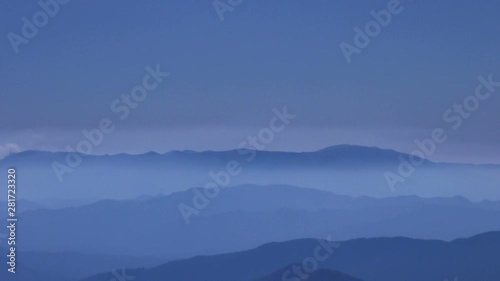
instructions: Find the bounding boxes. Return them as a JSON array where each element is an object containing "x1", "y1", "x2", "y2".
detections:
[
  {"x1": 11, "y1": 184, "x2": 500, "y2": 258},
  {"x1": 1, "y1": 145, "x2": 499, "y2": 201},
  {"x1": 80, "y1": 231, "x2": 500, "y2": 281},
  {"x1": 1, "y1": 145, "x2": 499, "y2": 281}
]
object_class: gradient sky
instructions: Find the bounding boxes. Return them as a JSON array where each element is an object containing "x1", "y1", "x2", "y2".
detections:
[{"x1": 1, "y1": 0, "x2": 499, "y2": 163}]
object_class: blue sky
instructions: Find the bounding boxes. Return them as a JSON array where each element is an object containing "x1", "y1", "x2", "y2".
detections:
[{"x1": 1, "y1": 0, "x2": 499, "y2": 163}]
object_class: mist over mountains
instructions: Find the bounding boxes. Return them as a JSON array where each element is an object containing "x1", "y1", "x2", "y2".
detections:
[
  {"x1": 1, "y1": 145, "x2": 499, "y2": 281},
  {"x1": 1, "y1": 145, "x2": 499, "y2": 202},
  {"x1": 4, "y1": 0, "x2": 499, "y2": 280},
  {"x1": 8, "y1": 184, "x2": 500, "y2": 258}
]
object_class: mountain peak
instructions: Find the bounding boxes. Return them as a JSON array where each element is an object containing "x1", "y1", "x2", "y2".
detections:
[{"x1": 317, "y1": 144, "x2": 395, "y2": 153}]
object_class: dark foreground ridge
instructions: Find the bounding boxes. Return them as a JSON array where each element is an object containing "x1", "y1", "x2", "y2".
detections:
[{"x1": 80, "y1": 231, "x2": 500, "y2": 281}]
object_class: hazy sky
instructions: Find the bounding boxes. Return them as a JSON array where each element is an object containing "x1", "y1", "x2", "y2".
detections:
[{"x1": 1, "y1": 0, "x2": 499, "y2": 163}]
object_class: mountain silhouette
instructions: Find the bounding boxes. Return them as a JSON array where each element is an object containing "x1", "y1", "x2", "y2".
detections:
[
  {"x1": 2, "y1": 145, "x2": 499, "y2": 201},
  {"x1": 11, "y1": 184, "x2": 500, "y2": 257},
  {"x1": 80, "y1": 231, "x2": 500, "y2": 281}
]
